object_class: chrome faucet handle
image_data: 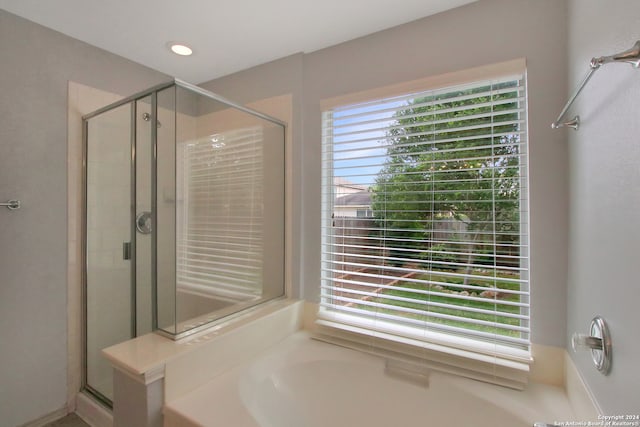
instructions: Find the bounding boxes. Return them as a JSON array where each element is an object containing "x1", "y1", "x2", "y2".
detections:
[
  {"x1": 571, "y1": 316, "x2": 612, "y2": 375},
  {"x1": 136, "y1": 211, "x2": 152, "y2": 234},
  {"x1": 571, "y1": 333, "x2": 602, "y2": 352}
]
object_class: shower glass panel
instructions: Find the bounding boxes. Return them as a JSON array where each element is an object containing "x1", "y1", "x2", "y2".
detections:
[
  {"x1": 83, "y1": 79, "x2": 285, "y2": 405},
  {"x1": 85, "y1": 102, "x2": 134, "y2": 402},
  {"x1": 156, "y1": 84, "x2": 286, "y2": 337}
]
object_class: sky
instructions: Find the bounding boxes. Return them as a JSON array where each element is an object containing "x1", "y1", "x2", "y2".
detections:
[{"x1": 328, "y1": 98, "x2": 408, "y2": 187}]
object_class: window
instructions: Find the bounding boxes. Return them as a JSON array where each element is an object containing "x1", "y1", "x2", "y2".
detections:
[
  {"x1": 319, "y1": 62, "x2": 530, "y2": 387},
  {"x1": 177, "y1": 127, "x2": 264, "y2": 303},
  {"x1": 356, "y1": 209, "x2": 373, "y2": 218}
]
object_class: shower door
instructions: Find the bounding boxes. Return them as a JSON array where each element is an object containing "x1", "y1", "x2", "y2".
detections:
[{"x1": 84, "y1": 97, "x2": 153, "y2": 404}]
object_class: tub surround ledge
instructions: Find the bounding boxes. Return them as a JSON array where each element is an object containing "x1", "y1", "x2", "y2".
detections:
[
  {"x1": 101, "y1": 298, "x2": 303, "y2": 427},
  {"x1": 102, "y1": 298, "x2": 301, "y2": 381}
]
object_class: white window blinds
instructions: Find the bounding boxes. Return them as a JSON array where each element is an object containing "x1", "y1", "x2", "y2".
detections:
[
  {"x1": 177, "y1": 127, "x2": 263, "y2": 302},
  {"x1": 320, "y1": 74, "x2": 530, "y2": 362}
]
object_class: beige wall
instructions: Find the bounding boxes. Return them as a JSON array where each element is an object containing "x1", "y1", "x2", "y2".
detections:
[
  {"x1": 567, "y1": 0, "x2": 640, "y2": 413},
  {"x1": 0, "y1": 10, "x2": 168, "y2": 426},
  {"x1": 201, "y1": 0, "x2": 569, "y2": 348}
]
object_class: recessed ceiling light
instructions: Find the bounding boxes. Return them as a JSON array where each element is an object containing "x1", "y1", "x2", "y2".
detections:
[{"x1": 168, "y1": 42, "x2": 193, "y2": 56}]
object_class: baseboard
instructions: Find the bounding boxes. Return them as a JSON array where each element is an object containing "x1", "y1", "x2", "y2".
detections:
[
  {"x1": 76, "y1": 393, "x2": 113, "y2": 427},
  {"x1": 18, "y1": 407, "x2": 68, "y2": 427}
]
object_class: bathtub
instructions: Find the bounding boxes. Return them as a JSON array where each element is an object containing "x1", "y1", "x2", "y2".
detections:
[{"x1": 164, "y1": 331, "x2": 576, "y2": 427}]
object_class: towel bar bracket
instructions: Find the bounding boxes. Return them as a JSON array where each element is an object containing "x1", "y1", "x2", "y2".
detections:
[
  {"x1": 551, "y1": 115, "x2": 580, "y2": 130},
  {"x1": 1, "y1": 200, "x2": 21, "y2": 210},
  {"x1": 552, "y1": 40, "x2": 640, "y2": 131}
]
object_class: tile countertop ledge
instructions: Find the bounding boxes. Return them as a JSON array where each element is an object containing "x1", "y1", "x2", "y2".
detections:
[{"x1": 101, "y1": 298, "x2": 302, "y2": 384}]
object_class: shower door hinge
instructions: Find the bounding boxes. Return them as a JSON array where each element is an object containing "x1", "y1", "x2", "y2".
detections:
[{"x1": 123, "y1": 242, "x2": 132, "y2": 260}]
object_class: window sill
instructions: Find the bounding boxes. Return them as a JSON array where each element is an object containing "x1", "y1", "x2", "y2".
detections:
[{"x1": 314, "y1": 308, "x2": 532, "y2": 390}]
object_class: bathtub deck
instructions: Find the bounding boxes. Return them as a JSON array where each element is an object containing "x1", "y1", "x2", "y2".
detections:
[{"x1": 163, "y1": 331, "x2": 576, "y2": 427}]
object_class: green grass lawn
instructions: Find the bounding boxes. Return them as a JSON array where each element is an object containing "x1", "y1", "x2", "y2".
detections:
[{"x1": 354, "y1": 269, "x2": 524, "y2": 337}]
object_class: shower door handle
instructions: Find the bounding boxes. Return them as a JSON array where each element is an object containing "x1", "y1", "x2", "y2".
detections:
[{"x1": 123, "y1": 242, "x2": 132, "y2": 260}]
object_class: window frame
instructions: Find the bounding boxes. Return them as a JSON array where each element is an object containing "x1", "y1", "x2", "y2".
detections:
[{"x1": 317, "y1": 59, "x2": 532, "y2": 388}]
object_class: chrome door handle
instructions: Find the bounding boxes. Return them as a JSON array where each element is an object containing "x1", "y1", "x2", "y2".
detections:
[{"x1": 123, "y1": 242, "x2": 132, "y2": 260}]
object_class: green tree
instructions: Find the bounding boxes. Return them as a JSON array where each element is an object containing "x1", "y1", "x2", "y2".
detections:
[{"x1": 371, "y1": 81, "x2": 523, "y2": 279}]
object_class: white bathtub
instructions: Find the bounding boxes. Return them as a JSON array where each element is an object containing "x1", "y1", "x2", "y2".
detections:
[{"x1": 164, "y1": 331, "x2": 576, "y2": 427}]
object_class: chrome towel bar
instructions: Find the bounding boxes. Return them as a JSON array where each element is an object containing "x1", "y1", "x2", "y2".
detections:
[
  {"x1": 1, "y1": 200, "x2": 21, "y2": 210},
  {"x1": 552, "y1": 40, "x2": 640, "y2": 130}
]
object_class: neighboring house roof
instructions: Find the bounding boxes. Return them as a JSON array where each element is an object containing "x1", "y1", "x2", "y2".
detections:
[
  {"x1": 334, "y1": 177, "x2": 367, "y2": 192},
  {"x1": 335, "y1": 191, "x2": 371, "y2": 206}
]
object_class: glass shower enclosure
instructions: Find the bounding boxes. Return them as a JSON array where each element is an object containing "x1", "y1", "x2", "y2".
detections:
[{"x1": 82, "y1": 79, "x2": 285, "y2": 405}]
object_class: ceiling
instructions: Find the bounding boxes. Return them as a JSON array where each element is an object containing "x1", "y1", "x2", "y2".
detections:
[{"x1": 0, "y1": 0, "x2": 476, "y2": 84}]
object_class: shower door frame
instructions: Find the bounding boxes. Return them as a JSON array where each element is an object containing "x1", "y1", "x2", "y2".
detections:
[{"x1": 81, "y1": 81, "x2": 172, "y2": 406}]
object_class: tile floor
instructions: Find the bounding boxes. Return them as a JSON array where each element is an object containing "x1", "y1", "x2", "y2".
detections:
[{"x1": 43, "y1": 414, "x2": 90, "y2": 427}]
